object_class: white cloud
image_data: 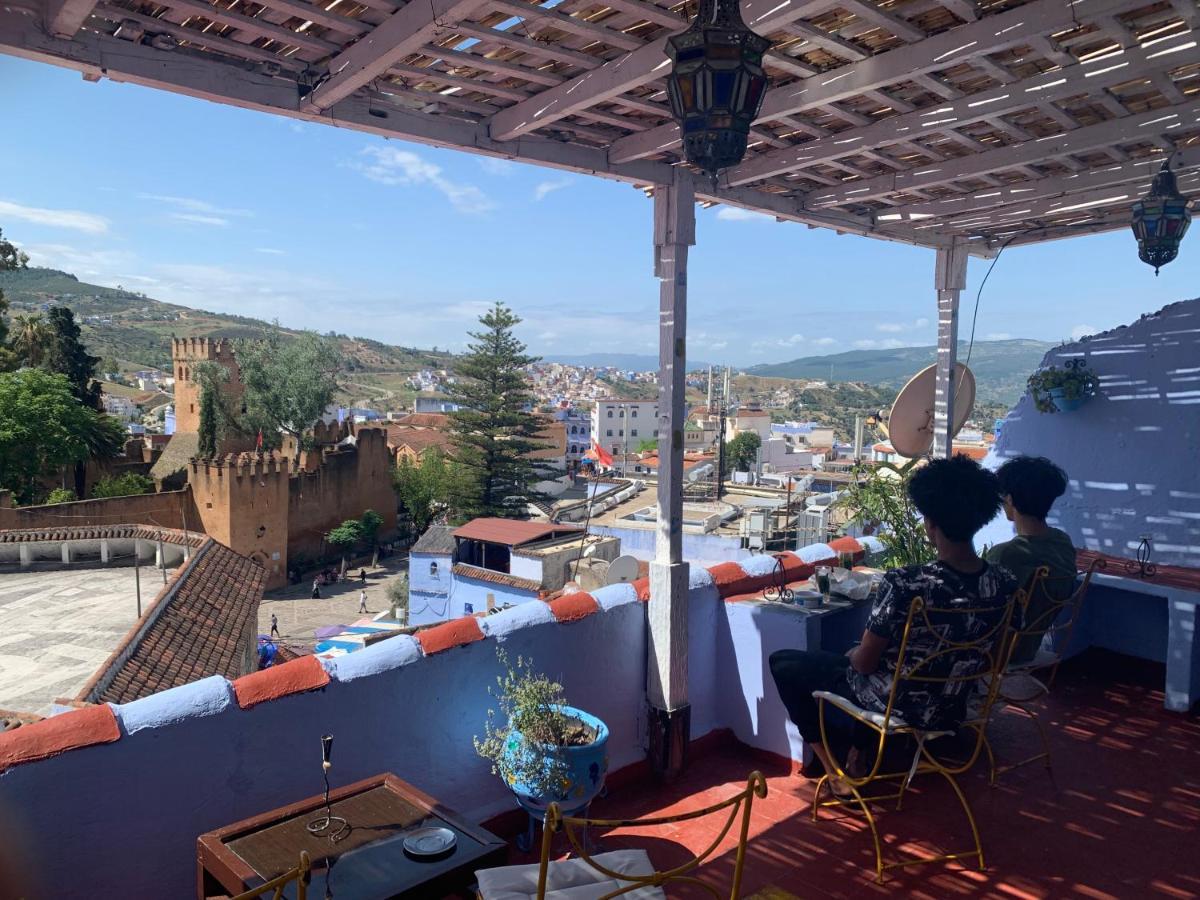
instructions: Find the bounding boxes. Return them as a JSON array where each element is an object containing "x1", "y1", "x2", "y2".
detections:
[
  {"x1": 347, "y1": 147, "x2": 495, "y2": 214},
  {"x1": 1070, "y1": 324, "x2": 1096, "y2": 341},
  {"x1": 985, "y1": 332, "x2": 1012, "y2": 340},
  {"x1": 813, "y1": 337, "x2": 837, "y2": 347},
  {"x1": 255, "y1": 248, "x2": 287, "y2": 256},
  {"x1": 170, "y1": 213, "x2": 229, "y2": 227},
  {"x1": 853, "y1": 338, "x2": 905, "y2": 350},
  {"x1": 20, "y1": 243, "x2": 136, "y2": 279},
  {"x1": 0, "y1": 199, "x2": 109, "y2": 234},
  {"x1": 876, "y1": 317, "x2": 929, "y2": 333},
  {"x1": 716, "y1": 207, "x2": 771, "y2": 222},
  {"x1": 478, "y1": 157, "x2": 517, "y2": 176},
  {"x1": 139, "y1": 194, "x2": 253, "y2": 220},
  {"x1": 534, "y1": 179, "x2": 571, "y2": 201}
]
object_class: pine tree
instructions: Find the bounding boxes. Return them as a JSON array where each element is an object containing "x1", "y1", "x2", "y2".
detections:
[
  {"x1": 445, "y1": 302, "x2": 549, "y2": 520},
  {"x1": 197, "y1": 379, "x2": 219, "y2": 458},
  {"x1": 45, "y1": 307, "x2": 101, "y2": 410}
]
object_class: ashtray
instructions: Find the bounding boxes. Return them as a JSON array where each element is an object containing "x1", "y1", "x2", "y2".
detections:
[{"x1": 403, "y1": 825, "x2": 457, "y2": 858}]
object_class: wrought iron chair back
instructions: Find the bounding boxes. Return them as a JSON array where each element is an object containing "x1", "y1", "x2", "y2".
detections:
[
  {"x1": 536, "y1": 771, "x2": 768, "y2": 900},
  {"x1": 813, "y1": 589, "x2": 1020, "y2": 881},
  {"x1": 1006, "y1": 557, "x2": 1105, "y2": 687},
  {"x1": 229, "y1": 851, "x2": 311, "y2": 900}
]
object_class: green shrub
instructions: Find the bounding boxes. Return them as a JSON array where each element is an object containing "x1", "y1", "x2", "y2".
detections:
[
  {"x1": 91, "y1": 473, "x2": 154, "y2": 499},
  {"x1": 45, "y1": 488, "x2": 77, "y2": 505}
]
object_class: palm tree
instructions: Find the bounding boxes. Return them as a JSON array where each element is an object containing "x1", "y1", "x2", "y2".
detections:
[{"x1": 11, "y1": 313, "x2": 53, "y2": 367}]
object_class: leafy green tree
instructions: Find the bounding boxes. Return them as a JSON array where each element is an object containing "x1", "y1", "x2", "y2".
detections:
[
  {"x1": 0, "y1": 229, "x2": 28, "y2": 373},
  {"x1": 236, "y1": 331, "x2": 342, "y2": 459},
  {"x1": 46, "y1": 488, "x2": 77, "y2": 504},
  {"x1": 0, "y1": 370, "x2": 111, "y2": 504},
  {"x1": 393, "y1": 448, "x2": 458, "y2": 535},
  {"x1": 326, "y1": 519, "x2": 364, "y2": 574},
  {"x1": 836, "y1": 462, "x2": 934, "y2": 569},
  {"x1": 724, "y1": 431, "x2": 761, "y2": 474},
  {"x1": 11, "y1": 313, "x2": 53, "y2": 367},
  {"x1": 444, "y1": 303, "x2": 549, "y2": 520},
  {"x1": 45, "y1": 307, "x2": 102, "y2": 410},
  {"x1": 386, "y1": 573, "x2": 409, "y2": 625},
  {"x1": 636, "y1": 437, "x2": 657, "y2": 454},
  {"x1": 91, "y1": 472, "x2": 155, "y2": 499},
  {"x1": 360, "y1": 508, "x2": 384, "y2": 566}
]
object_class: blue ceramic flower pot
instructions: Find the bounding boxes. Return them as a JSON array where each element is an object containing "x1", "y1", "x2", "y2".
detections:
[
  {"x1": 503, "y1": 705, "x2": 609, "y2": 817},
  {"x1": 1048, "y1": 387, "x2": 1086, "y2": 412}
]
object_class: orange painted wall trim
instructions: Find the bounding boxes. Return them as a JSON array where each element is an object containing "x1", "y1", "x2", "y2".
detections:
[
  {"x1": 549, "y1": 592, "x2": 600, "y2": 623},
  {"x1": 233, "y1": 655, "x2": 330, "y2": 709},
  {"x1": 416, "y1": 616, "x2": 485, "y2": 655},
  {"x1": 0, "y1": 704, "x2": 120, "y2": 773}
]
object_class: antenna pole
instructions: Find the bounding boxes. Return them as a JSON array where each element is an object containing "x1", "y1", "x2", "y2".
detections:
[{"x1": 933, "y1": 240, "x2": 968, "y2": 458}]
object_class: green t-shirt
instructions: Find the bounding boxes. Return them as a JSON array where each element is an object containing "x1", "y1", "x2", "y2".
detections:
[{"x1": 985, "y1": 528, "x2": 1077, "y2": 666}]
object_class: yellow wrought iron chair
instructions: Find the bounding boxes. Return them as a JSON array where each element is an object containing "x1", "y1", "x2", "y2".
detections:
[
  {"x1": 811, "y1": 591, "x2": 1018, "y2": 882},
  {"x1": 229, "y1": 851, "x2": 311, "y2": 900},
  {"x1": 475, "y1": 771, "x2": 768, "y2": 899},
  {"x1": 979, "y1": 557, "x2": 1105, "y2": 785}
]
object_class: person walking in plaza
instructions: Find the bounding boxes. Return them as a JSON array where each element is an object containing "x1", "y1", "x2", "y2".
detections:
[
  {"x1": 311, "y1": 578, "x2": 321, "y2": 599},
  {"x1": 358, "y1": 589, "x2": 368, "y2": 614},
  {"x1": 270, "y1": 613, "x2": 279, "y2": 639}
]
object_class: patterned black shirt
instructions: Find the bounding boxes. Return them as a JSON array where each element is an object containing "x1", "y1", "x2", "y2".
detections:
[{"x1": 848, "y1": 561, "x2": 1018, "y2": 731}]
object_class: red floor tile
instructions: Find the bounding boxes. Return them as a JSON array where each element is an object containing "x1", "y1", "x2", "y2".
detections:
[{"x1": 507, "y1": 650, "x2": 1200, "y2": 899}]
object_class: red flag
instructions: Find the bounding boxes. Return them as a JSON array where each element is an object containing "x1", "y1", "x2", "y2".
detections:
[
  {"x1": 590, "y1": 440, "x2": 613, "y2": 468},
  {"x1": 256, "y1": 429, "x2": 263, "y2": 451}
]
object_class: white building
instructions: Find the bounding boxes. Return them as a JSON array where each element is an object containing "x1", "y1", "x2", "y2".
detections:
[
  {"x1": 591, "y1": 399, "x2": 658, "y2": 473},
  {"x1": 102, "y1": 394, "x2": 139, "y2": 422}
]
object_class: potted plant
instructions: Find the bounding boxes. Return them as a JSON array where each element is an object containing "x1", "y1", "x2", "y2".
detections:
[
  {"x1": 475, "y1": 650, "x2": 609, "y2": 820},
  {"x1": 1027, "y1": 359, "x2": 1099, "y2": 413}
]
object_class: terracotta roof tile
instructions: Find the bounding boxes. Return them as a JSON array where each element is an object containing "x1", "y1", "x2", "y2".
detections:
[
  {"x1": 452, "y1": 563, "x2": 543, "y2": 594},
  {"x1": 452, "y1": 518, "x2": 580, "y2": 546}
]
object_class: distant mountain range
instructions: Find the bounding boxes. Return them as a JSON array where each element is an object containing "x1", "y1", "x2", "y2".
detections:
[
  {"x1": 544, "y1": 353, "x2": 714, "y2": 371},
  {"x1": 749, "y1": 339, "x2": 1056, "y2": 404}
]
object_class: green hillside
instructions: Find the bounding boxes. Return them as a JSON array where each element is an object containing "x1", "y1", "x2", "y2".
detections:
[
  {"x1": 748, "y1": 339, "x2": 1055, "y2": 405},
  {"x1": 0, "y1": 268, "x2": 454, "y2": 405}
]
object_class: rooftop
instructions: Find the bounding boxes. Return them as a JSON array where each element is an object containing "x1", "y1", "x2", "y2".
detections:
[
  {"x1": 411, "y1": 524, "x2": 457, "y2": 555},
  {"x1": 452, "y1": 518, "x2": 582, "y2": 546}
]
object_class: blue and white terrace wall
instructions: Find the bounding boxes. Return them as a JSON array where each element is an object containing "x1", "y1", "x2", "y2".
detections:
[
  {"x1": 0, "y1": 544, "x2": 864, "y2": 898},
  {"x1": 980, "y1": 298, "x2": 1200, "y2": 568}
]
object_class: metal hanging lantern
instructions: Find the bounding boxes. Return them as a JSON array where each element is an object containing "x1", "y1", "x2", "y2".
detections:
[
  {"x1": 665, "y1": 0, "x2": 770, "y2": 182},
  {"x1": 1130, "y1": 160, "x2": 1192, "y2": 275}
]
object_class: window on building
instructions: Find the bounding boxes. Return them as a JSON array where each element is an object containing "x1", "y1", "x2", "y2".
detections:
[
  {"x1": 631, "y1": 409, "x2": 638, "y2": 418},
  {"x1": 612, "y1": 445, "x2": 619, "y2": 453},
  {"x1": 618, "y1": 429, "x2": 624, "y2": 436},
  {"x1": 653, "y1": 429, "x2": 659, "y2": 437},
  {"x1": 571, "y1": 425, "x2": 578, "y2": 434},
  {"x1": 607, "y1": 410, "x2": 613, "y2": 418},
  {"x1": 606, "y1": 429, "x2": 613, "y2": 437},
  {"x1": 631, "y1": 429, "x2": 638, "y2": 436}
]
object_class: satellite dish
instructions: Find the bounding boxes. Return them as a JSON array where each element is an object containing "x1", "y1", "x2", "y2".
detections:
[
  {"x1": 887, "y1": 363, "x2": 976, "y2": 459},
  {"x1": 605, "y1": 555, "x2": 640, "y2": 585}
]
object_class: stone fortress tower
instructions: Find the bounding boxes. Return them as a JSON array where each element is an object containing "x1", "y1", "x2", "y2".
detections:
[{"x1": 171, "y1": 337, "x2": 244, "y2": 435}]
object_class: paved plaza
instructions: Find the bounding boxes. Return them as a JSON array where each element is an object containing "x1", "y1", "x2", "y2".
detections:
[
  {"x1": 0, "y1": 565, "x2": 165, "y2": 716},
  {"x1": 257, "y1": 558, "x2": 409, "y2": 651}
]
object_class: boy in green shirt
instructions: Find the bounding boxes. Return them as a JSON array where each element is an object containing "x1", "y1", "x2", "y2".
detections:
[{"x1": 985, "y1": 456, "x2": 1077, "y2": 665}]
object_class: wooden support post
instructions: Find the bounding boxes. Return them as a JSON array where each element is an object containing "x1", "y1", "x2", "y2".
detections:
[
  {"x1": 649, "y1": 169, "x2": 695, "y2": 781},
  {"x1": 933, "y1": 240, "x2": 968, "y2": 458}
]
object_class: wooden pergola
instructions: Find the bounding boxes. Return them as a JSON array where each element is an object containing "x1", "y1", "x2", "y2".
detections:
[{"x1": 2, "y1": 0, "x2": 1196, "y2": 773}]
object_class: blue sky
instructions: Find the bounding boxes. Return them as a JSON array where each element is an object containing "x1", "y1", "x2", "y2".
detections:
[{"x1": 2, "y1": 54, "x2": 1196, "y2": 367}]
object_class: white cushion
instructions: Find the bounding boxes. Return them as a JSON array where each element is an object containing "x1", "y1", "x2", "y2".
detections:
[
  {"x1": 812, "y1": 691, "x2": 954, "y2": 738},
  {"x1": 476, "y1": 848, "x2": 666, "y2": 900}
]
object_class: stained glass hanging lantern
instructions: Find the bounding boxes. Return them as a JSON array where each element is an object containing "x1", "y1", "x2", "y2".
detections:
[
  {"x1": 1130, "y1": 160, "x2": 1192, "y2": 275},
  {"x1": 665, "y1": 0, "x2": 770, "y2": 183}
]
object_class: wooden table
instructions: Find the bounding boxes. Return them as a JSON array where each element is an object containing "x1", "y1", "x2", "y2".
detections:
[{"x1": 197, "y1": 773, "x2": 507, "y2": 899}]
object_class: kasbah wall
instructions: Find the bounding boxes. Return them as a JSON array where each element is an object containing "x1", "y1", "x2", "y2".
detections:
[{"x1": 0, "y1": 339, "x2": 399, "y2": 590}]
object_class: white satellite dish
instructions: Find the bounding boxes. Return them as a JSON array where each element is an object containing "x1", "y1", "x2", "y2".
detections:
[
  {"x1": 605, "y1": 555, "x2": 640, "y2": 585},
  {"x1": 887, "y1": 363, "x2": 976, "y2": 459}
]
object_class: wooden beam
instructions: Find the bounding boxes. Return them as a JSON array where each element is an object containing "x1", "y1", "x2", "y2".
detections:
[
  {"x1": 609, "y1": 0, "x2": 1153, "y2": 164},
  {"x1": 45, "y1": 0, "x2": 99, "y2": 38},
  {"x1": 840, "y1": 0, "x2": 925, "y2": 43},
  {"x1": 485, "y1": 0, "x2": 828, "y2": 142},
  {"x1": 254, "y1": 0, "x2": 373, "y2": 38},
  {"x1": 416, "y1": 43, "x2": 565, "y2": 86},
  {"x1": 151, "y1": 0, "x2": 340, "y2": 54},
  {"x1": 725, "y1": 34, "x2": 1182, "y2": 186},
  {"x1": 0, "y1": 12, "x2": 965, "y2": 255},
  {"x1": 449, "y1": 21, "x2": 608, "y2": 68},
  {"x1": 487, "y1": 0, "x2": 643, "y2": 51},
  {"x1": 307, "y1": 0, "x2": 488, "y2": 111},
  {"x1": 806, "y1": 97, "x2": 1200, "y2": 208},
  {"x1": 784, "y1": 20, "x2": 870, "y2": 61},
  {"x1": 934, "y1": 0, "x2": 977, "y2": 22}
]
